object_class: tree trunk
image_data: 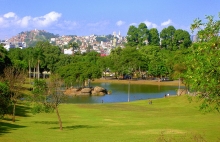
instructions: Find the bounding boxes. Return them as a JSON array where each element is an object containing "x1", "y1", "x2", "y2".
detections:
[
  {"x1": 38, "y1": 60, "x2": 40, "y2": 80},
  {"x1": 34, "y1": 66, "x2": 36, "y2": 78},
  {"x1": 55, "y1": 106, "x2": 63, "y2": 130},
  {"x1": 29, "y1": 60, "x2": 31, "y2": 84},
  {"x1": 12, "y1": 102, "x2": 16, "y2": 122}
]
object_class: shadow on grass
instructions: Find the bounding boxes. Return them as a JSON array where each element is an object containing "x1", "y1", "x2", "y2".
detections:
[
  {"x1": 0, "y1": 121, "x2": 26, "y2": 136},
  {"x1": 32, "y1": 121, "x2": 98, "y2": 130},
  {"x1": 16, "y1": 104, "x2": 31, "y2": 117},
  {"x1": 50, "y1": 125, "x2": 98, "y2": 130},
  {"x1": 7, "y1": 103, "x2": 32, "y2": 118},
  {"x1": 33, "y1": 121, "x2": 60, "y2": 125}
]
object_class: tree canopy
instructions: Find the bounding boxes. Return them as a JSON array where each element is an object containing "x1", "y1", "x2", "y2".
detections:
[
  {"x1": 0, "y1": 81, "x2": 10, "y2": 119},
  {"x1": 183, "y1": 14, "x2": 220, "y2": 112}
]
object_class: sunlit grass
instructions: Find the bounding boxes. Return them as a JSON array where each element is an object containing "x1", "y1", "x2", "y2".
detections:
[{"x1": 0, "y1": 95, "x2": 219, "y2": 142}]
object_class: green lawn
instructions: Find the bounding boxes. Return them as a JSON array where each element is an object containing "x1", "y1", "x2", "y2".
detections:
[{"x1": 0, "y1": 95, "x2": 219, "y2": 142}]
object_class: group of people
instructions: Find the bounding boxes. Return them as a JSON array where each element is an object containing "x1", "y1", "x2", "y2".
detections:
[
  {"x1": 164, "y1": 93, "x2": 169, "y2": 97},
  {"x1": 148, "y1": 93, "x2": 170, "y2": 105}
]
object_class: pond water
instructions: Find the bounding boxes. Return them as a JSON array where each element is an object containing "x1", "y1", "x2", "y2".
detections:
[{"x1": 64, "y1": 82, "x2": 181, "y2": 104}]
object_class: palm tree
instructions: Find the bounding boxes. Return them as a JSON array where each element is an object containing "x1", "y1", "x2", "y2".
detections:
[{"x1": 33, "y1": 47, "x2": 45, "y2": 80}]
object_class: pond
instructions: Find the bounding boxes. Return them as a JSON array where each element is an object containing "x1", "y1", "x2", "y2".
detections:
[{"x1": 64, "y1": 82, "x2": 181, "y2": 104}]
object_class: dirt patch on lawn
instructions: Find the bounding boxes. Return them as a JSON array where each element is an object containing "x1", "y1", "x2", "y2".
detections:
[
  {"x1": 130, "y1": 129, "x2": 186, "y2": 135},
  {"x1": 92, "y1": 78, "x2": 183, "y2": 86}
]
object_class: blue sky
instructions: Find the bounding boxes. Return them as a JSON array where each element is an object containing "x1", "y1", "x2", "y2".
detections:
[{"x1": 0, "y1": 0, "x2": 219, "y2": 39}]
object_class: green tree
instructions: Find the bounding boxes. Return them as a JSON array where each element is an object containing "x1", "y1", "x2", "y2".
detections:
[
  {"x1": 86, "y1": 44, "x2": 93, "y2": 53},
  {"x1": 184, "y1": 14, "x2": 220, "y2": 111},
  {"x1": 68, "y1": 42, "x2": 79, "y2": 50},
  {"x1": 121, "y1": 47, "x2": 141, "y2": 77},
  {"x1": 23, "y1": 47, "x2": 36, "y2": 80},
  {"x1": 2, "y1": 67, "x2": 26, "y2": 122},
  {"x1": 0, "y1": 45, "x2": 11, "y2": 74},
  {"x1": 147, "y1": 49, "x2": 169, "y2": 79},
  {"x1": 96, "y1": 36, "x2": 108, "y2": 42},
  {"x1": 8, "y1": 48, "x2": 28, "y2": 69},
  {"x1": 137, "y1": 23, "x2": 150, "y2": 46},
  {"x1": 97, "y1": 56, "x2": 110, "y2": 79},
  {"x1": 0, "y1": 82, "x2": 10, "y2": 119},
  {"x1": 149, "y1": 28, "x2": 160, "y2": 46},
  {"x1": 57, "y1": 52, "x2": 102, "y2": 87},
  {"x1": 167, "y1": 49, "x2": 189, "y2": 81},
  {"x1": 108, "y1": 47, "x2": 123, "y2": 79},
  {"x1": 138, "y1": 45, "x2": 171, "y2": 79},
  {"x1": 126, "y1": 25, "x2": 138, "y2": 47},
  {"x1": 41, "y1": 45, "x2": 61, "y2": 73},
  {"x1": 32, "y1": 79, "x2": 47, "y2": 103},
  {"x1": 173, "y1": 29, "x2": 192, "y2": 49},
  {"x1": 83, "y1": 51, "x2": 100, "y2": 64},
  {"x1": 160, "y1": 26, "x2": 176, "y2": 50},
  {"x1": 31, "y1": 74, "x2": 65, "y2": 130}
]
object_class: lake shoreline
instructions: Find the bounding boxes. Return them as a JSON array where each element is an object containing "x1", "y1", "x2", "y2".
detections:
[{"x1": 92, "y1": 78, "x2": 184, "y2": 86}]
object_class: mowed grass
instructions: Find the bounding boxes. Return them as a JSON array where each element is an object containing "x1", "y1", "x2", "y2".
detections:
[{"x1": 0, "y1": 95, "x2": 219, "y2": 142}]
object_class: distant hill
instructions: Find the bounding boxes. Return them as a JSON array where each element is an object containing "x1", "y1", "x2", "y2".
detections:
[{"x1": 8, "y1": 29, "x2": 59, "y2": 47}]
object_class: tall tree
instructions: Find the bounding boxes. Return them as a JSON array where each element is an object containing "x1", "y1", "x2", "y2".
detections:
[
  {"x1": 97, "y1": 56, "x2": 110, "y2": 79},
  {"x1": 137, "y1": 23, "x2": 150, "y2": 46},
  {"x1": 173, "y1": 29, "x2": 192, "y2": 49},
  {"x1": 126, "y1": 25, "x2": 138, "y2": 47},
  {"x1": 120, "y1": 46, "x2": 141, "y2": 78},
  {"x1": 160, "y1": 26, "x2": 176, "y2": 50},
  {"x1": 2, "y1": 67, "x2": 26, "y2": 122},
  {"x1": 31, "y1": 74, "x2": 65, "y2": 130},
  {"x1": 57, "y1": 52, "x2": 102, "y2": 87},
  {"x1": 8, "y1": 48, "x2": 28, "y2": 69},
  {"x1": 149, "y1": 28, "x2": 160, "y2": 46},
  {"x1": 108, "y1": 47, "x2": 123, "y2": 79},
  {"x1": 47, "y1": 74, "x2": 65, "y2": 130},
  {"x1": 0, "y1": 81, "x2": 10, "y2": 119},
  {"x1": 184, "y1": 14, "x2": 220, "y2": 111},
  {"x1": 0, "y1": 45, "x2": 11, "y2": 74},
  {"x1": 41, "y1": 45, "x2": 61, "y2": 73}
]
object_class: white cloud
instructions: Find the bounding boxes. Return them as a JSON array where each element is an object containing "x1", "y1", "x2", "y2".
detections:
[
  {"x1": 0, "y1": 11, "x2": 62, "y2": 29},
  {"x1": 64, "y1": 21, "x2": 77, "y2": 26},
  {"x1": 33, "y1": 11, "x2": 62, "y2": 27},
  {"x1": 144, "y1": 20, "x2": 157, "y2": 28},
  {"x1": 0, "y1": 17, "x2": 4, "y2": 24},
  {"x1": 57, "y1": 20, "x2": 78, "y2": 30},
  {"x1": 130, "y1": 23, "x2": 138, "y2": 26},
  {"x1": 152, "y1": 23, "x2": 157, "y2": 28},
  {"x1": 4, "y1": 12, "x2": 17, "y2": 18},
  {"x1": 18, "y1": 16, "x2": 31, "y2": 27},
  {"x1": 161, "y1": 19, "x2": 172, "y2": 26},
  {"x1": 116, "y1": 20, "x2": 125, "y2": 26}
]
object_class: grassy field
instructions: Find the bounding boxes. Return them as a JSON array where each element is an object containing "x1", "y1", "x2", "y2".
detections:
[{"x1": 0, "y1": 95, "x2": 219, "y2": 142}]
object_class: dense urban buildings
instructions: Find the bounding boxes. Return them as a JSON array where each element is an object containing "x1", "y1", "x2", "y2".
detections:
[{"x1": 0, "y1": 29, "x2": 126, "y2": 56}]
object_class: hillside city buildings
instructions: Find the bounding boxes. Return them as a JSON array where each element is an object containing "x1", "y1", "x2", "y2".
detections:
[
  {"x1": 0, "y1": 29, "x2": 125, "y2": 56},
  {"x1": 0, "y1": 29, "x2": 198, "y2": 56}
]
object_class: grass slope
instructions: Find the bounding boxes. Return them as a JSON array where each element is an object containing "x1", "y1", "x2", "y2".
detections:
[{"x1": 0, "y1": 95, "x2": 219, "y2": 142}]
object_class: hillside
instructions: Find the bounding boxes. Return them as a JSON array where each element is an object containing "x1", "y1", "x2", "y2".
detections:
[{"x1": 8, "y1": 29, "x2": 59, "y2": 47}]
